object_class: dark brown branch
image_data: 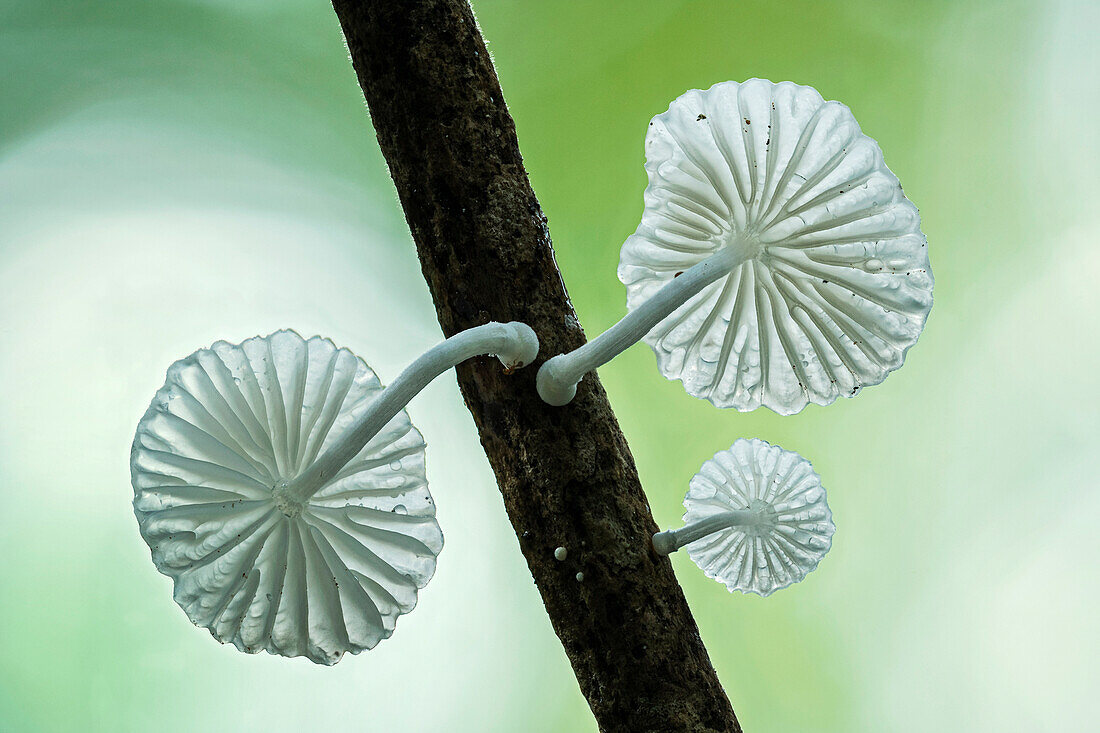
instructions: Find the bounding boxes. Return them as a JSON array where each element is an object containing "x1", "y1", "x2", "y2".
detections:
[{"x1": 329, "y1": 2, "x2": 740, "y2": 731}]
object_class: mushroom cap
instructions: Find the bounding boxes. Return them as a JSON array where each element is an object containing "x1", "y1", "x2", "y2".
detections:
[
  {"x1": 682, "y1": 438, "x2": 834, "y2": 596},
  {"x1": 131, "y1": 330, "x2": 443, "y2": 665},
  {"x1": 619, "y1": 79, "x2": 933, "y2": 415}
]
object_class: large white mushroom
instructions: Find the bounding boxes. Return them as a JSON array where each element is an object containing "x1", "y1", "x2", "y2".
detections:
[
  {"x1": 652, "y1": 438, "x2": 834, "y2": 596},
  {"x1": 131, "y1": 323, "x2": 537, "y2": 664},
  {"x1": 538, "y1": 79, "x2": 933, "y2": 414}
]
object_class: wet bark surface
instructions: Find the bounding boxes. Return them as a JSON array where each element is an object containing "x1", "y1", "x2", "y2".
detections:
[{"x1": 330, "y1": 1, "x2": 741, "y2": 730}]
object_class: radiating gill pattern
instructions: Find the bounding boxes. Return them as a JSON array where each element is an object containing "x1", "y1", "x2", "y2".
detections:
[
  {"x1": 618, "y1": 79, "x2": 933, "y2": 414},
  {"x1": 682, "y1": 439, "x2": 834, "y2": 596},
  {"x1": 131, "y1": 330, "x2": 442, "y2": 665}
]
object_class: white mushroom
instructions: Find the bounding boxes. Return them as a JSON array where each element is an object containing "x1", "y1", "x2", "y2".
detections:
[
  {"x1": 538, "y1": 79, "x2": 933, "y2": 414},
  {"x1": 652, "y1": 438, "x2": 834, "y2": 596},
  {"x1": 131, "y1": 323, "x2": 537, "y2": 664}
]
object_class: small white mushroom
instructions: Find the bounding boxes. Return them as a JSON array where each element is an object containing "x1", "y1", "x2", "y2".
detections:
[
  {"x1": 554, "y1": 546, "x2": 568, "y2": 561},
  {"x1": 131, "y1": 323, "x2": 537, "y2": 664},
  {"x1": 538, "y1": 79, "x2": 933, "y2": 414},
  {"x1": 652, "y1": 438, "x2": 834, "y2": 596}
]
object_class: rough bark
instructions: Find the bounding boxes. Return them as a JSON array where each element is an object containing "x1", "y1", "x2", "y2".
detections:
[{"x1": 329, "y1": 2, "x2": 741, "y2": 731}]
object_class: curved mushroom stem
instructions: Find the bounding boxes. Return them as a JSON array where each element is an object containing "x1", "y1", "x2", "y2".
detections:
[
  {"x1": 652, "y1": 507, "x2": 773, "y2": 556},
  {"x1": 536, "y1": 244, "x2": 754, "y2": 406},
  {"x1": 276, "y1": 321, "x2": 538, "y2": 507}
]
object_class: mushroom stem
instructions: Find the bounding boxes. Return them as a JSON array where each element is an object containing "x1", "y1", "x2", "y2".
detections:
[
  {"x1": 536, "y1": 244, "x2": 753, "y2": 405},
  {"x1": 277, "y1": 321, "x2": 538, "y2": 506},
  {"x1": 652, "y1": 508, "x2": 772, "y2": 556}
]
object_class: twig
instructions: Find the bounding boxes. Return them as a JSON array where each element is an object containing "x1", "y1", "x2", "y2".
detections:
[{"x1": 330, "y1": 2, "x2": 741, "y2": 730}]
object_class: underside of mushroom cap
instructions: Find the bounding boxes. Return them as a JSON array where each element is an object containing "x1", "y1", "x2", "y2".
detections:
[
  {"x1": 131, "y1": 330, "x2": 443, "y2": 665},
  {"x1": 682, "y1": 438, "x2": 834, "y2": 596},
  {"x1": 619, "y1": 79, "x2": 933, "y2": 415}
]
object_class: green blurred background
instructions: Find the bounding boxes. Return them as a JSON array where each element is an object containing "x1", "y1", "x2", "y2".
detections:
[{"x1": 1, "y1": 1, "x2": 1096, "y2": 730}]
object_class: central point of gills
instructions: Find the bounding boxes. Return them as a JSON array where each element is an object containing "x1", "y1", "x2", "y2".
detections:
[
  {"x1": 723, "y1": 232, "x2": 763, "y2": 263},
  {"x1": 271, "y1": 480, "x2": 306, "y2": 518},
  {"x1": 744, "y1": 498, "x2": 779, "y2": 535}
]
